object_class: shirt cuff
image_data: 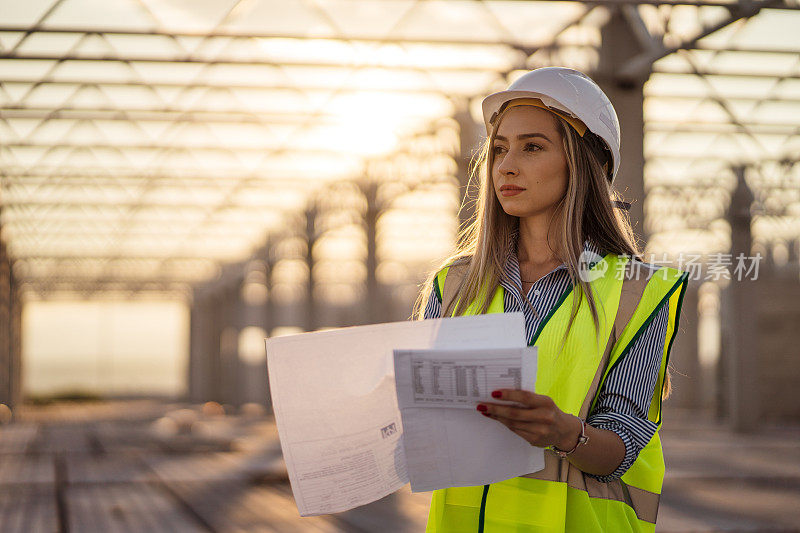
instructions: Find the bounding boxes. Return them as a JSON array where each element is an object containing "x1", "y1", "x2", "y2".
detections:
[{"x1": 585, "y1": 412, "x2": 657, "y2": 482}]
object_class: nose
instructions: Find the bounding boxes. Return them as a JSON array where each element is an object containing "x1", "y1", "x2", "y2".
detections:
[{"x1": 497, "y1": 150, "x2": 518, "y2": 176}]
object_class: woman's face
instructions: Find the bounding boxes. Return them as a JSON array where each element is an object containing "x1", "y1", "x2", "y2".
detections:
[{"x1": 491, "y1": 105, "x2": 569, "y2": 220}]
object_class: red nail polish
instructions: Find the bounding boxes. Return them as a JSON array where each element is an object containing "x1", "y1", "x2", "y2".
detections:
[
  {"x1": 476, "y1": 404, "x2": 487, "y2": 412},
  {"x1": 491, "y1": 390, "x2": 502, "y2": 399}
]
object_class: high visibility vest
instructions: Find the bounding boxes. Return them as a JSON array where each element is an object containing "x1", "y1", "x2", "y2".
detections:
[{"x1": 426, "y1": 253, "x2": 688, "y2": 533}]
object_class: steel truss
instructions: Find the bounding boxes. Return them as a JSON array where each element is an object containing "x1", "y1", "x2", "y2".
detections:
[{"x1": 0, "y1": 0, "x2": 798, "y2": 297}]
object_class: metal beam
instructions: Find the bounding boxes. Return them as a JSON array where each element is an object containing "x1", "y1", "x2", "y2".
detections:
[
  {"x1": 0, "y1": 159, "x2": 446, "y2": 177},
  {"x1": 644, "y1": 93, "x2": 800, "y2": 105},
  {"x1": 646, "y1": 122, "x2": 800, "y2": 135},
  {"x1": 0, "y1": 51, "x2": 511, "y2": 73},
  {"x1": 617, "y1": 0, "x2": 787, "y2": 80},
  {"x1": 0, "y1": 76, "x2": 474, "y2": 96},
  {"x1": 10, "y1": 252, "x2": 227, "y2": 261},
  {"x1": 0, "y1": 169, "x2": 341, "y2": 181},
  {"x1": 8, "y1": 238, "x2": 261, "y2": 250},
  {"x1": 1, "y1": 0, "x2": 798, "y2": 42},
  {"x1": 1, "y1": 80, "x2": 795, "y2": 113},
  {"x1": 16, "y1": 275, "x2": 201, "y2": 285},
  {"x1": 1, "y1": 141, "x2": 352, "y2": 154},
  {"x1": 0, "y1": 107, "x2": 352, "y2": 124},
  {"x1": 645, "y1": 154, "x2": 800, "y2": 163},
  {"x1": 19, "y1": 286, "x2": 192, "y2": 300},
  {"x1": 675, "y1": 48, "x2": 794, "y2": 159},
  {"x1": 652, "y1": 67, "x2": 800, "y2": 79},
  {"x1": 0, "y1": 26, "x2": 535, "y2": 48},
  {"x1": 12, "y1": 256, "x2": 221, "y2": 266},
  {"x1": 0, "y1": 194, "x2": 297, "y2": 208},
  {"x1": 1, "y1": 227, "x2": 265, "y2": 238},
  {"x1": 0, "y1": 174, "x2": 321, "y2": 188},
  {"x1": 686, "y1": 44, "x2": 800, "y2": 54},
  {"x1": 0, "y1": 210, "x2": 287, "y2": 221}
]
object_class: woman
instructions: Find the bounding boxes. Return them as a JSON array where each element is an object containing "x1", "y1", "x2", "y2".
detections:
[{"x1": 415, "y1": 67, "x2": 688, "y2": 532}]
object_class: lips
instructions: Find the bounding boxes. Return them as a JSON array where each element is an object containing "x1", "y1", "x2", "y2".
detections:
[{"x1": 499, "y1": 184, "x2": 525, "y2": 197}]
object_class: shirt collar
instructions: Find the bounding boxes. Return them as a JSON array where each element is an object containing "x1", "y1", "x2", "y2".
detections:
[
  {"x1": 501, "y1": 233, "x2": 606, "y2": 291},
  {"x1": 507, "y1": 230, "x2": 605, "y2": 266}
]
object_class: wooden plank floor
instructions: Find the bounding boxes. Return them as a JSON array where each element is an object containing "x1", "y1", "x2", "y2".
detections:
[
  {"x1": 66, "y1": 484, "x2": 206, "y2": 533},
  {"x1": 0, "y1": 485, "x2": 58, "y2": 533},
  {"x1": 0, "y1": 401, "x2": 430, "y2": 532}
]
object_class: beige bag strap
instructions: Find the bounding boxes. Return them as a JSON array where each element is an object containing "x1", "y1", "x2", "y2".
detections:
[
  {"x1": 577, "y1": 259, "x2": 652, "y2": 418},
  {"x1": 615, "y1": 262, "x2": 650, "y2": 339}
]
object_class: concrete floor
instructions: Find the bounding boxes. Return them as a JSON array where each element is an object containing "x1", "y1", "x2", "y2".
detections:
[
  {"x1": 1, "y1": 401, "x2": 797, "y2": 532},
  {"x1": 657, "y1": 407, "x2": 800, "y2": 532}
]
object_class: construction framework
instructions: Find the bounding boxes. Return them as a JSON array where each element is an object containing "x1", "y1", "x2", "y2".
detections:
[{"x1": 1, "y1": 0, "x2": 799, "y2": 419}]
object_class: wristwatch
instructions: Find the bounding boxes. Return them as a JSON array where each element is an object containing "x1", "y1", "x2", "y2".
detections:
[{"x1": 550, "y1": 417, "x2": 589, "y2": 459}]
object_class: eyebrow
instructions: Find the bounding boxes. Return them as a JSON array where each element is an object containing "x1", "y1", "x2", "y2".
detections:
[{"x1": 494, "y1": 133, "x2": 552, "y2": 143}]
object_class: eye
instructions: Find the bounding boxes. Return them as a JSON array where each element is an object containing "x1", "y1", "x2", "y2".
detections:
[
  {"x1": 492, "y1": 145, "x2": 507, "y2": 155},
  {"x1": 524, "y1": 142, "x2": 542, "y2": 152}
]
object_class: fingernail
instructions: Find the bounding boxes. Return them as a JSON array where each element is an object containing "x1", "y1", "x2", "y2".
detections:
[
  {"x1": 491, "y1": 390, "x2": 502, "y2": 399},
  {"x1": 476, "y1": 404, "x2": 487, "y2": 412}
]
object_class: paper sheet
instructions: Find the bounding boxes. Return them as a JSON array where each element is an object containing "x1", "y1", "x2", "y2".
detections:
[
  {"x1": 266, "y1": 313, "x2": 527, "y2": 516},
  {"x1": 394, "y1": 348, "x2": 536, "y2": 409},
  {"x1": 394, "y1": 347, "x2": 544, "y2": 492}
]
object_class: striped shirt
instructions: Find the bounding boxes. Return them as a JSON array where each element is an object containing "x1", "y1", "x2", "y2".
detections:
[{"x1": 422, "y1": 240, "x2": 669, "y2": 482}]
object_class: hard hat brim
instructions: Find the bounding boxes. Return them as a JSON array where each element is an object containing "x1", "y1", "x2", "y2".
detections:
[{"x1": 481, "y1": 90, "x2": 576, "y2": 135}]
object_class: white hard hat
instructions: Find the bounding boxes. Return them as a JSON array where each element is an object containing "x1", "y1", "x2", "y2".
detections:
[{"x1": 482, "y1": 67, "x2": 621, "y2": 182}]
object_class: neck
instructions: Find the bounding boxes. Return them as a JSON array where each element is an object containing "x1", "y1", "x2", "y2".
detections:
[{"x1": 517, "y1": 210, "x2": 564, "y2": 266}]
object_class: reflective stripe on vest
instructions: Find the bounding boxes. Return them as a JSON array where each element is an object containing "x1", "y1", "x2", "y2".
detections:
[{"x1": 427, "y1": 254, "x2": 689, "y2": 533}]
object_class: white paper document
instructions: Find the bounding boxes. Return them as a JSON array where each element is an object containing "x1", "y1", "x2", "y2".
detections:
[
  {"x1": 394, "y1": 347, "x2": 543, "y2": 492},
  {"x1": 266, "y1": 313, "x2": 544, "y2": 517},
  {"x1": 394, "y1": 348, "x2": 537, "y2": 409}
]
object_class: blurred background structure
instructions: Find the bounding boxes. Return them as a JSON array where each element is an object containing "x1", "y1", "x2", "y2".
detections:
[{"x1": 0, "y1": 0, "x2": 799, "y2": 531}]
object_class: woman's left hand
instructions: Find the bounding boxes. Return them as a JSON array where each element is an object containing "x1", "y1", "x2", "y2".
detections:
[{"x1": 477, "y1": 389, "x2": 580, "y2": 450}]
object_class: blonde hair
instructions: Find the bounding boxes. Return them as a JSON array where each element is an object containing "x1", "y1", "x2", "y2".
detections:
[{"x1": 414, "y1": 110, "x2": 640, "y2": 340}]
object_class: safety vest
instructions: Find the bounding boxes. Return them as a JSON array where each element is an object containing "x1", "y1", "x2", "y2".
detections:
[{"x1": 426, "y1": 253, "x2": 688, "y2": 533}]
